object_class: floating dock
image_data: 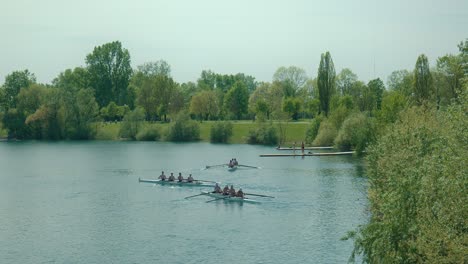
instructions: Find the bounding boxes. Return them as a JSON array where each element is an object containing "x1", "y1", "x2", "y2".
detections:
[
  {"x1": 276, "y1": 146, "x2": 333, "y2": 150},
  {"x1": 260, "y1": 151, "x2": 354, "y2": 157}
]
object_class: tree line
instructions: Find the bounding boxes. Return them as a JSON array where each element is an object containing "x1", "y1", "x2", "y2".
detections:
[{"x1": 0, "y1": 40, "x2": 466, "y2": 143}]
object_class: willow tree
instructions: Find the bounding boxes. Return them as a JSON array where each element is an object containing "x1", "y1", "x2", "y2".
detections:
[
  {"x1": 317, "y1": 52, "x2": 336, "y2": 116},
  {"x1": 413, "y1": 54, "x2": 433, "y2": 104}
]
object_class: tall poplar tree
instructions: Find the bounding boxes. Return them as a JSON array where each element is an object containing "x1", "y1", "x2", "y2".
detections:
[
  {"x1": 317, "y1": 52, "x2": 336, "y2": 116},
  {"x1": 413, "y1": 54, "x2": 433, "y2": 104}
]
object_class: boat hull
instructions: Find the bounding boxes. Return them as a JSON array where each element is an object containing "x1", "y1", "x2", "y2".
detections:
[
  {"x1": 139, "y1": 178, "x2": 213, "y2": 187},
  {"x1": 202, "y1": 192, "x2": 259, "y2": 204}
]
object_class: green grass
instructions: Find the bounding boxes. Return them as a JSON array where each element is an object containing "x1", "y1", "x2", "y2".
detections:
[{"x1": 94, "y1": 120, "x2": 310, "y2": 144}]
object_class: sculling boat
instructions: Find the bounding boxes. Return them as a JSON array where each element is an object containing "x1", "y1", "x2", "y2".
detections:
[
  {"x1": 201, "y1": 191, "x2": 260, "y2": 204},
  {"x1": 138, "y1": 178, "x2": 214, "y2": 187},
  {"x1": 227, "y1": 165, "x2": 238, "y2": 171}
]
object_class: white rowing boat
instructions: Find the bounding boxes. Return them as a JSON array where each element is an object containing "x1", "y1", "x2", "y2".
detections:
[
  {"x1": 201, "y1": 191, "x2": 260, "y2": 204},
  {"x1": 138, "y1": 178, "x2": 214, "y2": 187}
]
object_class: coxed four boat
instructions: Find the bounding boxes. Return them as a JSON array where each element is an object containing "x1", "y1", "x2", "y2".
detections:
[
  {"x1": 139, "y1": 178, "x2": 214, "y2": 187},
  {"x1": 201, "y1": 191, "x2": 259, "y2": 204}
]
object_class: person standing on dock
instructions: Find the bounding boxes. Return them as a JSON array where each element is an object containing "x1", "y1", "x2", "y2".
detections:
[{"x1": 301, "y1": 141, "x2": 305, "y2": 154}]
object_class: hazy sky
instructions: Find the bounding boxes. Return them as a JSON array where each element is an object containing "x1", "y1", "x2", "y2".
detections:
[{"x1": 1, "y1": 0, "x2": 467, "y2": 86}]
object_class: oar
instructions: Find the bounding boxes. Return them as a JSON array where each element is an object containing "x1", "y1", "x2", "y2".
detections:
[
  {"x1": 239, "y1": 164, "x2": 261, "y2": 169},
  {"x1": 206, "y1": 196, "x2": 230, "y2": 203},
  {"x1": 244, "y1": 193, "x2": 275, "y2": 198},
  {"x1": 205, "y1": 164, "x2": 226, "y2": 169},
  {"x1": 184, "y1": 192, "x2": 210, "y2": 199}
]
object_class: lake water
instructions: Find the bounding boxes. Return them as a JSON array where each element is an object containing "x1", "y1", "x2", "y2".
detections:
[{"x1": 0, "y1": 141, "x2": 367, "y2": 263}]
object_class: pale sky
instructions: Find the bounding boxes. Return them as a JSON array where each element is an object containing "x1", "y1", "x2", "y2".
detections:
[{"x1": 1, "y1": 0, "x2": 467, "y2": 86}]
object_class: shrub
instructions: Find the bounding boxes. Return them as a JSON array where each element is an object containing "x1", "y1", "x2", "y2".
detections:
[
  {"x1": 312, "y1": 119, "x2": 337, "y2": 146},
  {"x1": 305, "y1": 116, "x2": 322, "y2": 144},
  {"x1": 334, "y1": 112, "x2": 375, "y2": 154},
  {"x1": 119, "y1": 107, "x2": 145, "y2": 140},
  {"x1": 136, "y1": 125, "x2": 160, "y2": 141},
  {"x1": 166, "y1": 112, "x2": 200, "y2": 142},
  {"x1": 210, "y1": 121, "x2": 233, "y2": 143},
  {"x1": 247, "y1": 123, "x2": 278, "y2": 145},
  {"x1": 347, "y1": 99, "x2": 467, "y2": 263}
]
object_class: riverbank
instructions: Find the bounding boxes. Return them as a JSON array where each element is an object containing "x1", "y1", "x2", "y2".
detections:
[{"x1": 95, "y1": 120, "x2": 309, "y2": 145}]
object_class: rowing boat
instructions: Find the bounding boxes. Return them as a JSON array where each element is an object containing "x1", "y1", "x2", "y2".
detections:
[
  {"x1": 227, "y1": 165, "x2": 238, "y2": 171},
  {"x1": 201, "y1": 191, "x2": 260, "y2": 204},
  {"x1": 138, "y1": 178, "x2": 214, "y2": 187}
]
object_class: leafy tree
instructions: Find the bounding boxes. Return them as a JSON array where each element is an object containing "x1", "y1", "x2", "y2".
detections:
[
  {"x1": 282, "y1": 97, "x2": 301, "y2": 120},
  {"x1": 273, "y1": 66, "x2": 308, "y2": 92},
  {"x1": 52, "y1": 67, "x2": 90, "y2": 91},
  {"x1": 336, "y1": 68, "x2": 358, "y2": 96},
  {"x1": 377, "y1": 90, "x2": 407, "y2": 124},
  {"x1": 137, "y1": 60, "x2": 171, "y2": 77},
  {"x1": 436, "y1": 53, "x2": 464, "y2": 102},
  {"x1": 413, "y1": 54, "x2": 433, "y2": 104},
  {"x1": 3, "y1": 108, "x2": 27, "y2": 139},
  {"x1": 305, "y1": 116, "x2": 322, "y2": 144},
  {"x1": 67, "y1": 88, "x2": 99, "y2": 139},
  {"x1": 367, "y1": 78, "x2": 385, "y2": 110},
  {"x1": 86, "y1": 41, "x2": 132, "y2": 107},
  {"x1": 248, "y1": 82, "x2": 282, "y2": 120},
  {"x1": 100, "y1": 101, "x2": 128, "y2": 122},
  {"x1": 317, "y1": 51, "x2": 336, "y2": 116},
  {"x1": 189, "y1": 90, "x2": 219, "y2": 120},
  {"x1": 224, "y1": 81, "x2": 249, "y2": 119},
  {"x1": 3, "y1": 70, "x2": 36, "y2": 109},
  {"x1": 387, "y1": 69, "x2": 413, "y2": 97}
]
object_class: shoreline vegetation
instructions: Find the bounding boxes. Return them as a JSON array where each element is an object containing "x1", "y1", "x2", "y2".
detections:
[{"x1": 1, "y1": 39, "x2": 466, "y2": 261}]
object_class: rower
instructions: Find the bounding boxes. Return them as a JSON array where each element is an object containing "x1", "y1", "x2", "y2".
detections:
[
  {"x1": 187, "y1": 174, "x2": 194, "y2": 182},
  {"x1": 158, "y1": 171, "x2": 166, "y2": 181},
  {"x1": 177, "y1": 172, "x2": 184, "y2": 182},
  {"x1": 229, "y1": 185, "x2": 236, "y2": 196},
  {"x1": 213, "y1": 183, "x2": 222, "y2": 193},
  {"x1": 228, "y1": 159, "x2": 233, "y2": 167},
  {"x1": 236, "y1": 188, "x2": 244, "y2": 198},
  {"x1": 168, "y1": 173, "x2": 175, "y2": 181},
  {"x1": 223, "y1": 185, "x2": 230, "y2": 195},
  {"x1": 233, "y1": 158, "x2": 238, "y2": 166}
]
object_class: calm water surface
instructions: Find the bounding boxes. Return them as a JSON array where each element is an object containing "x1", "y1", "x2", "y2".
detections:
[{"x1": 0, "y1": 141, "x2": 367, "y2": 263}]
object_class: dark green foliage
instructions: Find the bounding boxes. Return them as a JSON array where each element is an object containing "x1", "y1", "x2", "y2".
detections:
[
  {"x1": 210, "y1": 121, "x2": 233, "y2": 143},
  {"x1": 413, "y1": 54, "x2": 433, "y2": 104},
  {"x1": 2, "y1": 108, "x2": 27, "y2": 139},
  {"x1": 347, "y1": 97, "x2": 467, "y2": 263},
  {"x1": 224, "y1": 81, "x2": 249, "y2": 120},
  {"x1": 3, "y1": 70, "x2": 36, "y2": 109},
  {"x1": 367, "y1": 78, "x2": 385, "y2": 110},
  {"x1": 305, "y1": 116, "x2": 322, "y2": 144},
  {"x1": 317, "y1": 51, "x2": 336, "y2": 116},
  {"x1": 247, "y1": 123, "x2": 278, "y2": 145},
  {"x1": 166, "y1": 112, "x2": 200, "y2": 142},
  {"x1": 334, "y1": 112, "x2": 375, "y2": 154},
  {"x1": 100, "y1": 102, "x2": 129, "y2": 122},
  {"x1": 86, "y1": 41, "x2": 132, "y2": 107},
  {"x1": 136, "y1": 126, "x2": 160, "y2": 141},
  {"x1": 282, "y1": 97, "x2": 301, "y2": 120},
  {"x1": 119, "y1": 107, "x2": 145, "y2": 140}
]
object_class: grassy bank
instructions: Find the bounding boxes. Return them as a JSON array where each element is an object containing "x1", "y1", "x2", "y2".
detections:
[{"x1": 96, "y1": 120, "x2": 309, "y2": 144}]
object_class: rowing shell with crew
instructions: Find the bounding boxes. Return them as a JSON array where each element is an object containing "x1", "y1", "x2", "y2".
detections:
[
  {"x1": 184, "y1": 183, "x2": 275, "y2": 204},
  {"x1": 138, "y1": 171, "x2": 216, "y2": 187}
]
